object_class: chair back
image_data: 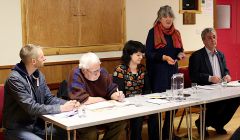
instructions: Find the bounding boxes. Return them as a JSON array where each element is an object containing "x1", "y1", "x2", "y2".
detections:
[
  {"x1": 178, "y1": 67, "x2": 191, "y2": 88},
  {"x1": 0, "y1": 85, "x2": 4, "y2": 127}
]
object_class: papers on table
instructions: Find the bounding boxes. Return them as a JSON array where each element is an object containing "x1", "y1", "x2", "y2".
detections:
[
  {"x1": 227, "y1": 81, "x2": 240, "y2": 87},
  {"x1": 86, "y1": 100, "x2": 132, "y2": 110},
  {"x1": 197, "y1": 85, "x2": 214, "y2": 90},
  {"x1": 86, "y1": 101, "x2": 115, "y2": 110},
  {"x1": 53, "y1": 110, "x2": 78, "y2": 118},
  {"x1": 147, "y1": 99, "x2": 170, "y2": 105},
  {"x1": 144, "y1": 94, "x2": 167, "y2": 99}
]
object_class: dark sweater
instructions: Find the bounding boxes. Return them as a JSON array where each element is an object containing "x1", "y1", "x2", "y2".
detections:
[{"x1": 68, "y1": 67, "x2": 118, "y2": 103}]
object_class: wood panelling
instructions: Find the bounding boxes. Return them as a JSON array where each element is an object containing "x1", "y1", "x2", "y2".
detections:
[
  {"x1": 178, "y1": 51, "x2": 192, "y2": 67},
  {"x1": 0, "y1": 52, "x2": 192, "y2": 85},
  {"x1": 43, "y1": 44, "x2": 123, "y2": 56},
  {"x1": 21, "y1": 0, "x2": 125, "y2": 55}
]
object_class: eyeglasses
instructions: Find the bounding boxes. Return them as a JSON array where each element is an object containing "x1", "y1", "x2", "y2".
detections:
[{"x1": 87, "y1": 68, "x2": 101, "y2": 75}]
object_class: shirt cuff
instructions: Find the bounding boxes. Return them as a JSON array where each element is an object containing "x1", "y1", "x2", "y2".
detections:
[{"x1": 208, "y1": 76, "x2": 212, "y2": 82}]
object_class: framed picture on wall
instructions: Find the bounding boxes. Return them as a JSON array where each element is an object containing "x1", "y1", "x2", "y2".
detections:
[{"x1": 179, "y1": 0, "x2": 202, "y2": 13}]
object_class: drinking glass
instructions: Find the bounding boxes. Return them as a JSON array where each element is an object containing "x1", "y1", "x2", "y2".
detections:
[
  {"x1": 191, "y1": 83, "x2": 198, "y2": 94},
  {"x1": 78, "y1": 104, "x2": 86, "y2": 118},
  {"x1": 221, "y1": 78, "x2": 227, "y2": 87}
]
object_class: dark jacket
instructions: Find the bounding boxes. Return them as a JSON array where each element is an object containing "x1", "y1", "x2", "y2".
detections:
[
  {"x1": 3, "y1": 61, "x2": 66, "y2": 130},
  {"x1": 189, "y1": 47, "x2": 229, "y2": 85}
]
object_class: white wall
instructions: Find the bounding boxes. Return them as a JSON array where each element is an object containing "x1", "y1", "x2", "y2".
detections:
[
  {"x1": 0, "y1": 0, "x2": 22, "y2": 65},
  {"x1": 0, "y1": 0, "x2": 213, "y2": 66},
  {"x1": 126, "y1": 0, "x2": 214, "y2": 51}
]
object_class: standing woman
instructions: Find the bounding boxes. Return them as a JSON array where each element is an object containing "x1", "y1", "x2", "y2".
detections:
[
  {"x1": 113, "y1": 40, "x2": 151, "y2": 140},
  {"x1": 145, "y1": 5, "x2": 185, "y2": 140}
]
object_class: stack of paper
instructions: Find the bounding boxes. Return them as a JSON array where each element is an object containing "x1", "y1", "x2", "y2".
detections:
[
  {"x1": 227, "y1": 81, "x2": 240, "y2": 87},
  {"x1": 86, "y1": 100, "x2": 132, "y2": 110},
  {"x1": 147, "y1": 99, "x2": 170, "y2": 105},
  {"x1": 197, "y1": 85, "x2": 214, "y2": 90},
  {"x1": 53, "y1": 110, "x2": 78, "y2": 118}
]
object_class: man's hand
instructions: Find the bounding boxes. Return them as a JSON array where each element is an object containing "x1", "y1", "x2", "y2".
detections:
[
  {"x1": 162, "y1": 55, "x2": 176, "y2": 65},
  {"x1": 223, "y1": 75, "x2": 231, "y2": 82},
  {"x1": 111, "y1": 91, "x2": 125, "y2": 102},
  {"x1": 210, "y1": 76, "x2": 221, "y2": 84},
  {"x1": 60, "y1": 100, "x2": 79, "y2": 112}
]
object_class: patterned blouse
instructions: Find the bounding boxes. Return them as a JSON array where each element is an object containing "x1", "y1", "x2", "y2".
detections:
[{"x1": 113, "y1": 64, "x2": 150, "y2": 97}]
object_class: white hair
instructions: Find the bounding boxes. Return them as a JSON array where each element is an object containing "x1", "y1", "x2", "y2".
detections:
[{"x1": 79, "y1": 52, "x2": 101, "y2": 69}]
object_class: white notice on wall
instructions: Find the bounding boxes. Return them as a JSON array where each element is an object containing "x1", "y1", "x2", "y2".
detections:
[{"x1": 201, "y1": 0, "x2": 213, "y2": 15}]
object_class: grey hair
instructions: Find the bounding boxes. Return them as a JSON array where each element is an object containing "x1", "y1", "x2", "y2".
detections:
[
  {"x1": 201, "y1": 28, "x2": 216, "y2": 41},
  {"x1": 154, "y1": 5, "x2": 175, "y2": 25},
  {"x1": 19, "y1": 44, "x2": 42, "y2": 64},
  {"x1": 79, "y1": 52, "x2": 101, "y2": 69}
]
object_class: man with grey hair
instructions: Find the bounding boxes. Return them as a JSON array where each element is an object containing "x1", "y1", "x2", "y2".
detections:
[
  {"x1": 189, "y1": 28, "x2": 239, "y2": 136},
  {"x1": 68, "y1": 52, "x2": 126, "y2": 140},
  {"x1": 3, "y1": 44, "x2": 80, "y2": 140}
]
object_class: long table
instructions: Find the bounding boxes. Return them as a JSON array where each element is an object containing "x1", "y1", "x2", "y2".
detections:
[{"x1": 42, "y1": 84, "x2": 240, "y2": 140}]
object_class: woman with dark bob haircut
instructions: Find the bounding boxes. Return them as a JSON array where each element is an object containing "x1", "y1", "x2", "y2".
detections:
[{"x1": 113, "y1": 40, "x2": 151, "y2": 140}]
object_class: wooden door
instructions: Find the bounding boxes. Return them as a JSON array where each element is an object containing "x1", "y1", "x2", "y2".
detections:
[{"x1": 21, "y1": 0, "x2": 125, "y2": 55}]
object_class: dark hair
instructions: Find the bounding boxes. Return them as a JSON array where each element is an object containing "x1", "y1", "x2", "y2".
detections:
[
  {"x1": 201, "y1": 27, "x2": 216, "y2": 41},
  {"x1": 121, "y1": 40, "x2": 145, "y2": 65}
]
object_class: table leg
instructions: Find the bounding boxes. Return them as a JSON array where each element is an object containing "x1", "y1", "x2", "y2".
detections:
[
  {"x1": 45, "y1": 121, "x2": 48, "y2": 140},
  {"x1": 50, "y1": 123, "x2": 53, "y2": 140},
  {"x1": 67, "y1": 130, "x2": 71, "y2": 140},
  {"x1": 200, "y1": 104, "x2": 207, "y2": 140},
  {"x1": 200, "y1": 105, "x2": 203, "y2": 140},
  {"x1": 186, "y1": 107, "x2": 192, "y2": 140},
  {"x1": 203, "y1": 104, "x2": 206, "y2": 140},
  {"x1": 186, "y1": 107, "x2": 190, "y2": 140},
  {"x1": 169, "y1": 110, "x2": 175, "y2": 140},
  {"x1": 74, "y1": 130, "x2": 76, "y2": 140},
  {"x1": 189, "y1": 106, "x2": 193, "y2": 140},
  {"x1": 158, "y1": 112, "x2": 162, "y2": 140}
]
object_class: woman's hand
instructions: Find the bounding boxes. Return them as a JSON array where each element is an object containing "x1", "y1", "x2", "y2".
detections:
[
  {"x1": 162, "y1": 55, "x2": 176, "y2": 65},
  {"x1": 177, "y1": 52, "x2": 186, "y2": 60}
]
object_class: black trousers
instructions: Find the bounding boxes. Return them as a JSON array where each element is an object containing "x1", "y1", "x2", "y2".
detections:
[{"x1": 197, "y1": 97, "x2": 239, "y2": 129}]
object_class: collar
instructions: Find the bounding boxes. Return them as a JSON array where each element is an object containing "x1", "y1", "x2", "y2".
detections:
[{"x1": 205, "y1": 47, "x2": 217, "y2": 56}]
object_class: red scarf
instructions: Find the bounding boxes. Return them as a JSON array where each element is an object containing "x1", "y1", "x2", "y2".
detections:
[{"x1": 154, "y1": 22, "x2": 183, "y2": 49}]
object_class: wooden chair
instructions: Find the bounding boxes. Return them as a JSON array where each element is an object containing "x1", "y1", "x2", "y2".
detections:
[{"x1": 0, "y1": 84, "x2": 4, "y2": 140}]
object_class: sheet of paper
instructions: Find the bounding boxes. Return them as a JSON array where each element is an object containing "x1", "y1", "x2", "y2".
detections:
[
  {"x1": 147, "y1": 99, "x2": 170, "y2": 105},
  {"x1": 86, "y1": 101, "x2": 115, "y2": 110},
  {"x1": 85, "y1": 100, "x2": 133, "y2": 111},
  {"x1": 197, "y1": 85, "x2": 214, "y2": 90},
  {"x1": 144, "y1": 95, "x2": 166, "y2": 99},
  {"x1": 227, "y1": 81, "x2": 240, "y2": 87},
  {"x1": 53, "y1": 110, "x2": 78, "y2": 118}
]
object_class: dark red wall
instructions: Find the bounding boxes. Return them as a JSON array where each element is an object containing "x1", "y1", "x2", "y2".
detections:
[{"x1": 216, "y1": 0, "x2": 240, "y2": 80}]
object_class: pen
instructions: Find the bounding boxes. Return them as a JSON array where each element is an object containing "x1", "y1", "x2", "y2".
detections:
[
  {"x1": 117, "y1": 88, "x2": 120, "y2": 96},
  {"x1": 117, "y1": 88, "x2": 122, "y2": 101}
]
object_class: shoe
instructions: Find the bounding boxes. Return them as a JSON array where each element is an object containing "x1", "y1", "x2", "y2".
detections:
[
  {"x1": 216, "y1": 128, "x2": 227, "y2": 134},
  {"x1": 195, "y1": 120, "x2": 209, "y2": 137},
  {"x1": 173, "y1": 135, "x2": 182, "y2": 140},
  {"x1": 162, "y1": 135, "x2": 181, "y2": 140}
]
